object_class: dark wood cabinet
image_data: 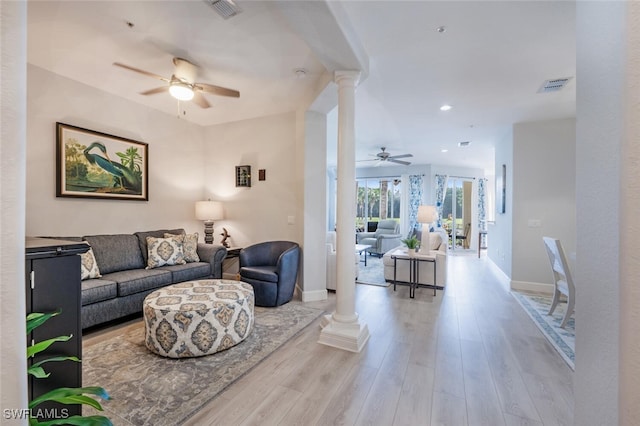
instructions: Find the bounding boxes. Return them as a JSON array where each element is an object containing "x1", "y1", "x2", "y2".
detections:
[{"x1": 25, "y1": 237, "x2": 88, "y2": 419}]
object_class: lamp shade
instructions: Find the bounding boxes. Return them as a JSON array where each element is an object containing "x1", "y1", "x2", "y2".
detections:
[
  {"x1": 417, "y1": 205, "x2": 438, "y2": 223},
  {"x1": 195, "y1": 201, "x2": 223, "y2": 221}
]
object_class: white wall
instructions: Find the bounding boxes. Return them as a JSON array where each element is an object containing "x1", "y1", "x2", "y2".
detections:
[
  {"x1": 511, "y1": 118, "x2": 576, "y2": 292},
  {"x1": 202, "y1": 111, "x2": 301, "y2": 249},
  {"x1": 575, "y1": 2, "x2": 623, "y2": 423},
  {"x1": 302, "y1": 110, "x2": 329, "y2": 300},
  {"x1": 1, "y1": 0, "x2": 28, "y2": 416},
  {"x1": 26, "y1": 65, "x2": 207, "y2": 238},
  {"x1": 488, "y1": 128, "x2": 513, "y2": 277}
]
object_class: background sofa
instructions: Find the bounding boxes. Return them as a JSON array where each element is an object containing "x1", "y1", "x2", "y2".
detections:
[
  {"x1": 382, "y1": 229, "x2": 448, "y2": 288},
  {"x1": 78, "y1": 228, "x2": 226, "y2": 328}
]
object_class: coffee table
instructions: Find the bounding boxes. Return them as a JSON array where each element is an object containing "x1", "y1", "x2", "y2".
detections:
[
  {"x1": 355, "y1": 244, "x2": 372, "y2": 266},
  {"x1": 143, "y1": 279, "x2": 254, "y2": 358}
]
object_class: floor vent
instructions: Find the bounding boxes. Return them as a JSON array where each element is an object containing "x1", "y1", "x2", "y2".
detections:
[
  {"x1": 538, "y1": 77, "x2": 572, "y2": 93},
  {"x1": 204, "y1": 0, "x2": 242, "y2": 19}
]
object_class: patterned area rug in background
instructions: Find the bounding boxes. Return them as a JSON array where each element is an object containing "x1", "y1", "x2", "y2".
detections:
[
  {"x1": 356, "y1": 255, "x2": 389, "y2": 287},
  {"x1": 82, "y1": 301, "x2": 324, "y2": 425},
  {"x1": 512, "y1": 291, "x2": 575, "y2": 370}
]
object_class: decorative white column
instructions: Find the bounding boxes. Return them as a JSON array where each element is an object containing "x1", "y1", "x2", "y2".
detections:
[{"x1": 318, "y1": 70, "x2": 370, "y2": 352}]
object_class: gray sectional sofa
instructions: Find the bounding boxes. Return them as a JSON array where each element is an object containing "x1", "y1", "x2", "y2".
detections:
[{"x1": 78, "y1": 228, "x2": 227, "y2": 329}]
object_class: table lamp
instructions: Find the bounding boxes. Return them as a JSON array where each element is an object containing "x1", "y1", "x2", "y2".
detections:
[
  {"x1": 417, "y1": 205, "x2": 438, "y2": 252},
  {"x1": 195, "y1": 200, "x2": 223, "y2": 244}
]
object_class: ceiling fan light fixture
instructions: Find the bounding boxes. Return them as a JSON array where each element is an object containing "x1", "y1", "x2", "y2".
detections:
[{"x1": 169, "y1": 82, "x2": 194, "y2": 101}]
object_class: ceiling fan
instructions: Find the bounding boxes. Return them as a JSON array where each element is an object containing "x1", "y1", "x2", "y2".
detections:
[
  {"x1": 358, "y1": 147, "x2": 413, "y2": 166},
  {"x1": 113, "y1": 57, "x2": 240, "y2": 109}
]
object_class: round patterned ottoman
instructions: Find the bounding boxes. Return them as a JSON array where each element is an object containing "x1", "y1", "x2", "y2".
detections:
[{"x1": 143, "y1": 279, "x2": 254, "y2": 358}]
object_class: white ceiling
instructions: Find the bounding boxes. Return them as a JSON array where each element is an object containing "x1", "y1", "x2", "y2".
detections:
[{"x1": 27, "y1": 1, "x2": 576, "y2": 174}]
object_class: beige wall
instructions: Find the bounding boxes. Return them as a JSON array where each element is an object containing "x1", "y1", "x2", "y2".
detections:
[
  {"x1": 26, "y1": 64, "x2": 209, "y2": 238},
  {"x1": 202, "y1": 111, "x2": 302, "y2": 249}
]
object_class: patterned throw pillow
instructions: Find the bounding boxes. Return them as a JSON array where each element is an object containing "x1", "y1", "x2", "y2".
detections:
[
  {"x1": 165, "y1": 232, "x2": 200, "y2": 263},
  {"x1": 81, "y1": 247, "x2": 102, "y2": 280},
  {"x1": 146, "y1": 235, "x2": 186, "y2": 269}
]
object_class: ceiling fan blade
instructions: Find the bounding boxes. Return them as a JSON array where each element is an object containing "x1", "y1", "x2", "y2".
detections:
[
  {"x1": 139, "y1": 86, "x2": 170, "y2": 96},
  {"x1": 113, "y1": 62, "x2": 170, "y2": 82},
  {"x1": 387, "y1": 153, "x2": 413, "y2": 159},
  {"x1": 192, "y1": 92, "x2": 211, "y2": 109},
  {"x1": 356, "y1": 158, "x2": 379, "y2": 163},
  {"x1": 196, "y1": 83, "x2": 240, "y2": 98},
  {"x1": 388, "y1": 159, "x2": 412, "y2": 166}
]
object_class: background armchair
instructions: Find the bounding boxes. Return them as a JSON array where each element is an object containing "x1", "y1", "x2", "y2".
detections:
[
  {"x1": 356, "y1": 219, "x2": 402, "y2": 256},
  {"x1": 239, "y1": 241, "x2": 300, "y2": 307}
]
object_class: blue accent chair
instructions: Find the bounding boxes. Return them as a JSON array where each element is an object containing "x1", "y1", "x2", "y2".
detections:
[{"x1": 239, "y1": 241, "x2": 301, "y2": 307}]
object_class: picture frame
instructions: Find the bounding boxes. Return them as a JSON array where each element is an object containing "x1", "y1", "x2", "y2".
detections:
[
  {"x1": 236, "y1": 165, "x2": 251, "y2": 187},
  {"x1": 56, "y1": 122, "x2": 149, "y2": 201}
]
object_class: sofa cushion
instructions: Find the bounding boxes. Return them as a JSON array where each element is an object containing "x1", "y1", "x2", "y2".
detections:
[
  {"x1": 158, "y1": 262, "x2": 211, "y2": 283},
  {"x1": 239, "y1": 266, "x2": 278, "y2": 283},
  {"x1": 80, "y1": 247, "x2": 102, "y2": 280},
  {"x1": 134, "y1": 229, "x2": 185, "y2": 264},
  {"x1": 146, "y1": 236, "x2": 186, "y2": 268},
  {"x1": 102, "y1": 269, "x2": 173, "y2": 297},
  {"x1": 83, "y1": 234, "x2": 144, "y2": 274},
  {"x1": 165, "y1": 232, "x2": 200, "y2": 263},
  {"x1": 81, "y1": 278, "x2": 117, "y2": 306}
]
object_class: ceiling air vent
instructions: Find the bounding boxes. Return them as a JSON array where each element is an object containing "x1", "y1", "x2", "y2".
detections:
[
  {"x1": 204, "y1": 0, "x2": 242, "y2": 19},
  {"x1": 538, "y1": 77, "x2": 572, "y2": 93},
  {"x1": 458, "y1": 141, "x2": 471, "y2": 147}
]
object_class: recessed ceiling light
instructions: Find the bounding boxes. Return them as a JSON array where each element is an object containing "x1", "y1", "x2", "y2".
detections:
[
  {"x1": 436, "y1": 26, "x2": 446, "y2": 33},
  {"x1": 440, "y1": 104, "x2": 452, "y2": 111},
  {"x1": 441, "y1": 149, "x2": 449, "y2": 153}
]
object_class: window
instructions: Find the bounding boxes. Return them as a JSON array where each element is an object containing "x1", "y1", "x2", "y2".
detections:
[{"x1": 355, "y1": 177, "x2": 401, "y2": 231}]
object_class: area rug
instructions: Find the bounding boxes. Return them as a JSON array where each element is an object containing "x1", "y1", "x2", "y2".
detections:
[
  {"x1": 82, "y1": 302, "x2": 325, "y2": 425},
  {"x1": 511, "y1": 291, "x2": 575, "y2": 370},
  {"x1": 356, "y1": 256, "x2": 389, "y2": 287}
]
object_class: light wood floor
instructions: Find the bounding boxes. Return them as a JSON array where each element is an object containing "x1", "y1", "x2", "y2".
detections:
[{"x1": 87, "y1": 251, "x2": 574, "y2": 425}]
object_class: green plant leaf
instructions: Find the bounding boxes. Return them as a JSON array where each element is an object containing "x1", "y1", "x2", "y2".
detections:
[
  {"x1": 29, "y1": 387, "x2": 110, "y2": 411},
  {"x1": 28, "y1": 356, "x2": 81, "y2": 378},
  {"x1": 27, "y1": 335, "x2": 72, "y2": 359},
  {"x1": 26, "y1": 310, "x2": 61, "y2": 334},
  {"x1": 27, "y1": 366, "x2": 49, "y2": 379},
  {"x1": 29, "y1": 414, "x2": 112, "y2": 426}
]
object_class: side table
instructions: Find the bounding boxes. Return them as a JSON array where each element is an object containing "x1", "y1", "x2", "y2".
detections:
[
  {"x1": 223, "y1": 247, "x2": 242, "y2": 280},
  {"x1": 390, "y1": 249, "x2": 440, "y2": 298}
]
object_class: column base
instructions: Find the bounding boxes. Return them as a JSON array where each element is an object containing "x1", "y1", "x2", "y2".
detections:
[{"x1": 318, "y1": 313, "x2": 370, "y2": 352}]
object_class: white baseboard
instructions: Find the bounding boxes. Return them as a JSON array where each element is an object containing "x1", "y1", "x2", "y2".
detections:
[
  {"x1": 486, "y1": 258, "x2": 511, "y2": 292},
  {"x1": 300, "y1": 288, "x2": 328, "y2": 302},
  {"x1": 511, "y1": 280, "x2": 554, "y2": 295}
]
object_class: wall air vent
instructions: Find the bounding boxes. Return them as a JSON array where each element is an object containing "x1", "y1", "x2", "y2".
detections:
[
  {"x1": 458, "y1": 141, "x2": 471, "y2": 147},
  {"x1": 204, "y1": 0, "x2": 242, "y2": 19},
  {"x1": 538, "y1": 77, "x2": 572, "y2": 93}
]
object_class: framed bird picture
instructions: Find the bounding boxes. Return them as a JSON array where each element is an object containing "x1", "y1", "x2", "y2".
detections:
[{"x1": 56, "y1": 122, "x2": 149, "y2": 201}]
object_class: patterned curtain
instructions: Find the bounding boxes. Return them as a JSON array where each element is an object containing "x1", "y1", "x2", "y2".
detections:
[
  {"x1": 478, "y1": 178, "x2": 488, "y2": 230},
  {"x1": 408, "y1": 175, "x2": 423, "y2": 237},
  {"x1": 434, "y1": 174, "x2": 448, "y2": 227}
]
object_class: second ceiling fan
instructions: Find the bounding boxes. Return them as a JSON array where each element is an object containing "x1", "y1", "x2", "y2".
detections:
[
  {"x1": 113, "y1": 57, "x2": 240, "y2": 109},
  {"x1": 359, "y1": 147, "x2": 413, "y2": 166}
]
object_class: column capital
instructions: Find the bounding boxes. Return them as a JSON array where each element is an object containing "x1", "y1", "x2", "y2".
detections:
[{"x1": 334, "y1": 70, "x2": 361, "y2": 86}]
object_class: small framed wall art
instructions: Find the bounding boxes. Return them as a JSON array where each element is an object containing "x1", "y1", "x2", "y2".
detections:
[
  {"x1": 56, "y1": 122, "x2": 148, "y2": 201},
  {"x1": 236, "y1": 165, "x2": 251, "y2": 187}
]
